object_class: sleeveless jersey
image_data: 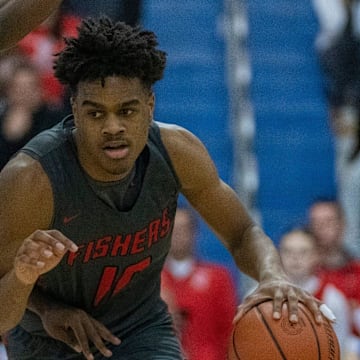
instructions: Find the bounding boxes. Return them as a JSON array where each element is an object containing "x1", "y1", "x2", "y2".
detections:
[{"x1": 18, "y1": 116, "x2": 181, "y2": 338}]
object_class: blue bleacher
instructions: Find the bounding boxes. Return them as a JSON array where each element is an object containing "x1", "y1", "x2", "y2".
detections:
[
  {"x1": 143, "y1": 1, "x2": 238, "y2": 273},
  {"x1": 247, "y1": 0, "x2": 337, "y2": 243},
  {"x1": 142, "y1": 0, "x2": 337, "y2": 268}
]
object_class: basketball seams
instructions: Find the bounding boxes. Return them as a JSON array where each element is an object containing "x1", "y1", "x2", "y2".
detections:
[
  {"x1": 228, "y1": 300, "x2": 340, "y2": 359},
  {"x1": 231, "y1": 327, "x2": 241, "y2": 360},
  {"x1": 298, "y1": 304, "x2": 321, "y2": 360},
  {"x1": 256, "y1": 305, "x2": 287, "y2": 360}
]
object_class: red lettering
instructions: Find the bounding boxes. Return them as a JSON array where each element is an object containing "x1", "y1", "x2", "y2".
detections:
[
  {"x1": 160, "y1": 208, "x2": 171, "y2": 237},
  {"x1": 131, "y1": 228, "x2": 147, "y2": 254},
  {"x1": 84, "y1": 241, "x2": 94, "y2": 263},
  {"x1": 93, "y1": 257, "x2": 152, "y2": 307},
  {"x1": 148, "y1": 219, "x2": 160, "y2": 247},
  {"x1": 67, "y1": 244, "x2": 84, "y2": 266},
  {"x1": 93, "y1": 236, "x2": 112, "y2": 259},
  {"x1": 94, "y1": 267, "x2": 117, "y2": 306},
  {"x1": 111, "y1": 234, "x2": 131, "y2": 256},
  {"x1": 113, "y1": 257, "x2": 151, "y2": 296}
]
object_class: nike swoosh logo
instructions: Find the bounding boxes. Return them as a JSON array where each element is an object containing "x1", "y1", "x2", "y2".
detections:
[{"x1": 63, "y1": 213, "x2": 80, "y2": 225}]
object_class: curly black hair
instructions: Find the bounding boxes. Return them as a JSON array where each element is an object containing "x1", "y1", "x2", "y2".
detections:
[{"x1": 54, "y1": 16, "x2": 167, "y2": 93}]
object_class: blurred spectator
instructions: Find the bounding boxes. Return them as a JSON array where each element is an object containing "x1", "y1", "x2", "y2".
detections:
[
  {"x1": 308, "y1": 199, "x2": 360, "y2": 346},
  {"x1": 61, "y1": 0, "x2": 143, "y2": 26},
  {"x1": 16, "y1": 8, "x2": 80, "y2": 107},
  {"x1": 0, "y1": 336, "x2": 7, "y2": 360},
  {"x1": 0, "y1": 59, "x2": 66, "y2": 171},
  {"x1": 0, "y1": 54, "x2": 27, "y2": 113},
  {"x1": 312, "y1": 0, "x2": 360, "y2": 135},
  {"x1": 313, "y1": 0, "x2": 360, "y2": 258},
  {"x1": 279, "y1": 227, "x2": 357, "y2": 358},
  {"x1": 161, "y1": 207, "x2": 237, "y2": 360}
]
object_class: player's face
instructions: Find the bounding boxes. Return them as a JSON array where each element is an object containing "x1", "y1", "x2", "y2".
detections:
[{"x1": 71, "y1": 76, "x2": 154, "y2": 182}]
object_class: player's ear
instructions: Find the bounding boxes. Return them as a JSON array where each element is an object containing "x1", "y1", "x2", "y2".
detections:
[{"x1": 148, "y1": 92, "x2": 155, "y2": 125}]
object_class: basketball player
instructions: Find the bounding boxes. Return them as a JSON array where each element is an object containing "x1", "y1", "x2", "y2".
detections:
[
  {"x1": 0, "y1": 17, "x2": 333, "y2": 360},
  {"x1": 0, "y1": 0, "x2": 62, "y2": 51}
]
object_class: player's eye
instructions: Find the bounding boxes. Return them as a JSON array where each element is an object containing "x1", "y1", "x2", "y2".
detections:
[
  {"x1": 88, "y1": 110, "x2": 103, "y2": 119},
  {"x1": 120, "y1": 108, "x2": 134, "y2": 116}
]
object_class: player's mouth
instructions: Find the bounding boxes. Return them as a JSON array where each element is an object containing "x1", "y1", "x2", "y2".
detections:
[{"x1": 103, "y1": 141, "x2": 130, "y2": 159}]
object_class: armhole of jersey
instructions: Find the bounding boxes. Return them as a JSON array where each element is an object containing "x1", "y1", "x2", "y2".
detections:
[{"x1": 149, "y1": 121, "x2": 181, "y2": 189}]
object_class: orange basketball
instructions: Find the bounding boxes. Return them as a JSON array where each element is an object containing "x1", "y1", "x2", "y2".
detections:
[{"x1": 228, "y1": 300, "x2": 340, "y2": 360}]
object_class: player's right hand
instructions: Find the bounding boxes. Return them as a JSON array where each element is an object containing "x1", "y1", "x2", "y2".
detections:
[{"x1": 14, "y1": 229, "x2": 78, "y2": 285}]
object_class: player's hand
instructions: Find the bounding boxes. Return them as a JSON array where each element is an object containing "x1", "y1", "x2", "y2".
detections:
[
  {"x1": 41, "y1": 304, "x2": 121, "y2": 360},
  {"x1": 233, "y1": 278, "x2": 336, "y2": 325},
  {"x1": 14, "y1": 229, "x2": 78, "y2": 285}
]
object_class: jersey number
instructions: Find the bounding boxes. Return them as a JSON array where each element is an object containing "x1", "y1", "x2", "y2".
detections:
[{"x1": 94, "y1": 256, "x2": 151, "y2": 306}]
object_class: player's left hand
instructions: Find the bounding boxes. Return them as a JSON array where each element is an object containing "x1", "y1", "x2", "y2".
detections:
[
  {"x1": 233, "y1": 277, "x2": 336, "y2": 325},
  {"x1": 40, "y1": 303, "x2": 121, "y2": 360}
]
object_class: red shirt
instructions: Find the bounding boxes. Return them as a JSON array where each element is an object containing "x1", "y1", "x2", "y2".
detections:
[
  {"x1": 162, "y1": 262, "x2": 237, "y2": 360},
  {"x1": 317, "y1": 260, "x2": 360, "y2": 303},
  {"x1": 17, "y1": 15, "x2": 80, "y2": 105},
  {"x1": 317, "y1": 260, "x2": 360, "y2": 336}
]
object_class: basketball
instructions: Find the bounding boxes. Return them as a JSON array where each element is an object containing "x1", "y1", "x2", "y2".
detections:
[{"x1": 228, "y1": 300, "x2": 340, "y2": 360}]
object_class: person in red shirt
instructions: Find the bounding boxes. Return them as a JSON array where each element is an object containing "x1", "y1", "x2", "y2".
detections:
[
  {"x1": 17, "y1": 8, "x2": 80, "y2": 106},
  {"x1": 308, "y1": 199, "x2": 360, "y2": 303},
  {"x1": 308, "y1": 199, "x2": 360, "y2": 343},
  {"x1": 279, "y1": 227, "x2": 357, "y2": 358},
  {"x1": 161, "y1": 206, "x2": 238, "y2": 360}
]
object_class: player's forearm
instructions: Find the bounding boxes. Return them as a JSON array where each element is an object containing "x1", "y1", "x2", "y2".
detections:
[
  {"x1": 27, "y1": 286, "x2": 65, "y2": 318},
  {"x1": 0, "y1": 269, "x2": 35, "y2": 333},
  {"x1": 0, "y1": 0, "x2": 63, "y2": 51},
  {"x1": 232, "y1": 224, "x2": 288, "y2": 282}
]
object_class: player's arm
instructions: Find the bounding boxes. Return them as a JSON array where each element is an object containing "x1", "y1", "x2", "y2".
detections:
[
  {"x1": 160, "y1": 124, "x2": 325, "y2": 323},
  {"x1": 0, "y1": 0, "x2": 63, "y2": 51},
  {"x1": 160, "y1": 124, "x2": 285, "y2": 282},
  {"x1": 0, "y1": 153, "x2": 77, "y2": 334}
]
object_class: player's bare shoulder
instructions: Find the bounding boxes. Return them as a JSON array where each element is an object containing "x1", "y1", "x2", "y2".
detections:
[
  {"x1": 157, "y1": 121, "x2": 219, "y2": 192},
  {"x1": 0, "y1": 152, "x2": 49, "y2": 192},
  {"x1": 0, "y1": 153, "x2": 53, "y2": 229}
]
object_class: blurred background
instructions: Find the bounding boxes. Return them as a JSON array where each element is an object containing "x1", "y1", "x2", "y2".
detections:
[{"x1": 143, "y1": 0, "x2": 337, "y2": 286}]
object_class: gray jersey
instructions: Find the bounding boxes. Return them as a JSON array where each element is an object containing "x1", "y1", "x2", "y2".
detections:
[{"x1": 16, "y1": 116, "x2": 181, "y2": 339}]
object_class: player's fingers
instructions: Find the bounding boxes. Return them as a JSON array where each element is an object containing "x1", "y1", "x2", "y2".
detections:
[
  {"x1": 319, "y1": 304, "x2": 336, "y2": 323},
  {"x1": 49, "y1": 328, "x2": 82, "y2": 354},
  {"x1": 94, "y1": 321, "x2": 121, "y2": 346},
  {"x1": 272, "y1": 288, "x2": 284, "y2": 320},
  {"x1": 299, "y1": 291, "x2": 324, "y2": 324},
  {"x1": 29, "y1": 230, "x2": 78, "y2": 256},
  {"x1": 46, "y1": 230, "x2": 78, "y2": 252},
  {"x1": 233, "y1": 294, "x2": 273, "y2": 324},
  {"x1": 18, "y1": 237, "x2": 54, "y2": 262},
  {"x1": 233, "y1": 306, "x2": 246, "y2": 324},
  {"x1": 286, "y1": 289, "x2": 299, "y2": 323},
  {"x1": 16, "y1": 254, "x2": 46, "y2": 268},
  {"x1": 84, "y1": 323, "x2": 113, "y2": 358},
  {"x1": 71, "y1": 323, "x2": 94, "y2": 360}
]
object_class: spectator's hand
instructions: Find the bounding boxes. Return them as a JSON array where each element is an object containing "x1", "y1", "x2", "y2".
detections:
[
  {"x1": 233, "y1": 278, "x2": 335, "y2": 324},
  {"x1": 14, "y1": 229, "x2": 78, "y2": 285},
  {"x1": 41, "y1": 304, "x2": 121, "y2": 360}
]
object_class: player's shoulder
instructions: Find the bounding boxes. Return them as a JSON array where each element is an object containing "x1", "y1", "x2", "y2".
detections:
[
  {"x1": 0, "y1": 152, "x2": 50, "y2": 197},
  {"x1": 156, "y1": 121, "x2": 212, "y2": 169},
  {"x1": 157, "y1": 121, "x2": 200, "y2": 149}
]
